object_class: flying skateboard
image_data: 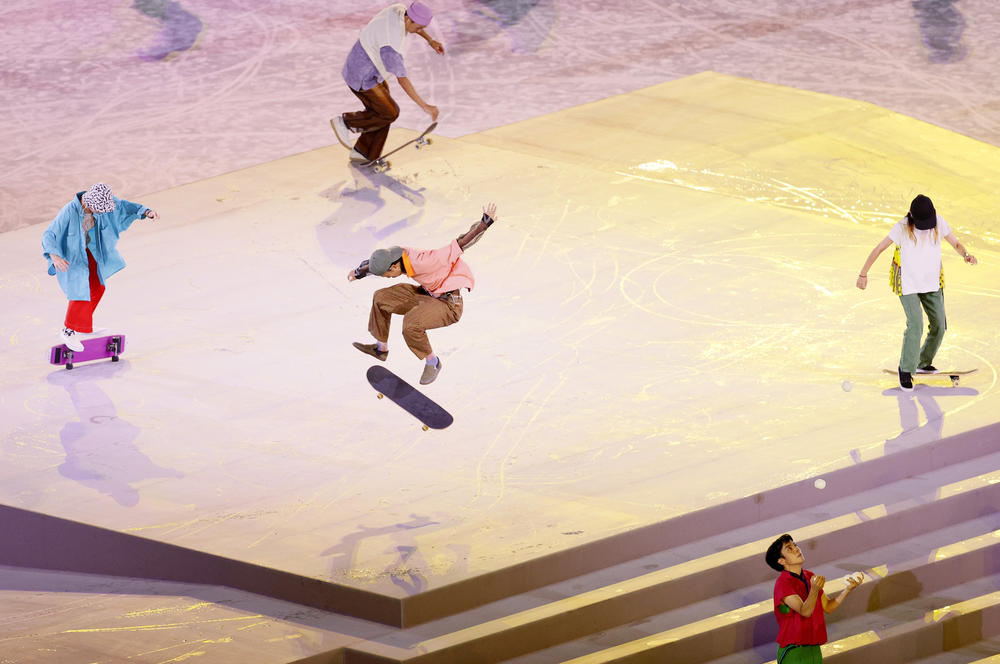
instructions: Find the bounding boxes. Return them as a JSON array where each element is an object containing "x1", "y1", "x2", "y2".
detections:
[
  {"x1": 882, "y1": 368, "x2": 978, "y2": 387},
  {"x1": 366, "y1": 365, "x2": 453, "y2": 430},
  {"x1": 50, "y1": 334, "x2": 126, "y2": 370},
  {"x1": 360, "y1": 122, "x2": 437, "y2": 174}
]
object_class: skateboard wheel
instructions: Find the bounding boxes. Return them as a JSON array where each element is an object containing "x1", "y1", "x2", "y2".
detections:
[
  {"x1": 377, "y1": 393, "x2": 384, "y2": 399},
  {"x1": 112, "y1": 355, "x2": 119, "y2": 362},
  {"x1": 422, "y1": 425, "x2": 429, "y2": 431},
  {"x1": 951, "y1": 376, "x2": 959, "y2": 386},
  {"x1": 65, "y1": 362, "x2": 73, "y2": 370}
]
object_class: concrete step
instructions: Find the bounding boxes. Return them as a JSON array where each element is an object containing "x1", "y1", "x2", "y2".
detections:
[
  {"x1": 502, "y1": 515, "x2": 999, "y2": 663},
  {"x1": 328, "y1": 469, "x2": 1000, "y2": 663},
  {"x1": 527, "y1": 532, "x2": 1000, "y2": 664},
  {"x1": 778, "y1": 587, "x2": 1000, "y2": 664}
]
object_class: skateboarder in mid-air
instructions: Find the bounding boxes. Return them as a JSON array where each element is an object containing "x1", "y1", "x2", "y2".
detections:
[
  {"x1": 348, "y1": 203, "x2": 498, "y2": 385},
  {"x1": 856, "y1": 194, "x2": 978, "y2": 391},
  {"x1": 42, "y1": 183, "x2": 159, "y2": 352},
  {"x1": 331, "y1": 2, "x2": 443, "y2": 163}
]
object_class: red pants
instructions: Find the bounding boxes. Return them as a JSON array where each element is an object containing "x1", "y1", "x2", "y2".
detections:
[{"x1": 64, "y1": 250, "x2": 105, "y2": 333}]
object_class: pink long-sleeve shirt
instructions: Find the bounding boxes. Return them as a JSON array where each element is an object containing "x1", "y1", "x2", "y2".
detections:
[{"x1": 403, "y1": 240, "x2": 475, "y2": 295}]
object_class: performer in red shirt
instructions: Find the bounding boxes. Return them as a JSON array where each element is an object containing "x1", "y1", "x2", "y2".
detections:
[
  {"x1": 765, "y1": 534, "x2": 862, "y2": 663},
  {"x1": 348, "y1": 203, "x2": 497, "y2": 385}
]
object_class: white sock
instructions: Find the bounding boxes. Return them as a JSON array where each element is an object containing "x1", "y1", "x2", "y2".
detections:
[
  {"x1": 376, "y1": 341, "x2": 387, "y2": 352},
  {"x1": 425, "y1": 354, "x2": 438, "y2": 366}
]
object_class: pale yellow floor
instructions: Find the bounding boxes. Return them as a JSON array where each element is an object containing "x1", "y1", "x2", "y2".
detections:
[{"x1": 1, "y1": 74, "x2": 998, "y2": 661}]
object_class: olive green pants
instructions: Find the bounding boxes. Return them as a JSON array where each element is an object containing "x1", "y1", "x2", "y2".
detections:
[{"x1": 898, "y1": 289, "x2": 946, "y2": 373}]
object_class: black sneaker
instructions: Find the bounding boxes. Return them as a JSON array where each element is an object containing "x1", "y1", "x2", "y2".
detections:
[
  {"x1": 898, "y1": 367, "x2": 914, "y2": 391},
  {"x1": 916, "y1": 365, "x2": 937, "y2": 373}
]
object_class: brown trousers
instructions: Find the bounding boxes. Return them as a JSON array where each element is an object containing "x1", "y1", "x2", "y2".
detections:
[
  {"x1": 345, "y1": 80, "x2": 399, "y2": 160},
  {"x1": 369, "y1": 284, "x2": 462, "y2": 359}
]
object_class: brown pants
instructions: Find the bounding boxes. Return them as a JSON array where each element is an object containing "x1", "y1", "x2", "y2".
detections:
[
  {"x1": 345, "y1": 80, "x2": 399, "y2": 160},
  {"x1": 369, "y1": 284, "x2": 462, "y2": 359}
]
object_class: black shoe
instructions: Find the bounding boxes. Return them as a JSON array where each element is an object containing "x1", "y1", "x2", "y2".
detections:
[
  {"x1": 898, "y1": 367, "x2": 914, "y2": 391},
  {"x1": 916, "y1": 365, "x2": 937, "y2": 373}
]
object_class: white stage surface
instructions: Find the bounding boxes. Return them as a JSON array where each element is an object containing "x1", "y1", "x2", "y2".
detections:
[{"x1": 2, "y1": 71, "x2": 999, "y2": 661}]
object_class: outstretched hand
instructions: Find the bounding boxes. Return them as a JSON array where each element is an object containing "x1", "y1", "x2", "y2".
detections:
[
  {"x1": 428, "y1": 39, "x2": 445, "y2": 55},
  {"x1": 483, "y1": 202, "x2": 498, "y2": 224}
]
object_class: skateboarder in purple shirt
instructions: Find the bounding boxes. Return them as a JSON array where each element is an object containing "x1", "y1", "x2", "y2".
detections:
[{"x1": 331, "y1": 2, "x2": 443, "y2": 163}]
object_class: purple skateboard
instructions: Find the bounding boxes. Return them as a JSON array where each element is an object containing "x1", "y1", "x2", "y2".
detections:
[
  {"x1": 50, "y1": 334, "x2": 126, "y2": 370},
  {"x1": 367, "y1": 365, "x2": 453, "y2": 430}
]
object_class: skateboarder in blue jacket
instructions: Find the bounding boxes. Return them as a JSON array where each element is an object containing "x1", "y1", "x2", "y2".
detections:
[{"x1": 42, "y1": 183, "x2": 159, "y2": 352}]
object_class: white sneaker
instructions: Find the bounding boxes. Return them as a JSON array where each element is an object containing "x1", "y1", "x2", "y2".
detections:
[
  {"x1": 330, "y1": 115, "x2": 356, "y2": 149},
  {"x1": 349, "y1": 148, "x2": 368, "y2": 162},
  {"x1": 60, "y1": 327, "x2": 84, "y2": 352}
]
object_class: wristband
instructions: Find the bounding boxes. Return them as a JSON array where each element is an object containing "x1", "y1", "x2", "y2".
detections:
[{"x1": 481, "y1": 213, "x2": 494, "y2": 227}]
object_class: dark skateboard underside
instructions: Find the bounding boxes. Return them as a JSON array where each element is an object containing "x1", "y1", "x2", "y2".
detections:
[{"x1": 366, "y1": 365, "x2": 453, "y2": 429}]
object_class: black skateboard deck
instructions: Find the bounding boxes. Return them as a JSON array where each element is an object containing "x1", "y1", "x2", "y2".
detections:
[
  {"x1": 882, "y1": 368, "x2": 977, "y2": 387},
  {"x1": 361, "y1": 122, "x2": 437, "y2": 174},
  {"x1": 366, "y1": 365, "x2": 453, "y2": 430}
]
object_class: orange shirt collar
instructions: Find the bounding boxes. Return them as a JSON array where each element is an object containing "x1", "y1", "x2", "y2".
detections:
[{"x1": 401, "y1": 251, "x2": 415, "y2": 277}]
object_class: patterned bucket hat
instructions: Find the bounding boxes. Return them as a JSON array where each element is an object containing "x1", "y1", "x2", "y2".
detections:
[{"x1": 81, "y1": 183, "x2": 116, "y2": 213}]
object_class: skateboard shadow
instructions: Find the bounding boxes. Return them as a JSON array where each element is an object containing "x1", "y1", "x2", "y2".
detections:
[
  {"x1": 321, "y1": 513, "x2": 442, "y2": 595},
  {"x1": 47, "y1": 361, "x2": 184, "y2": 506},
  {"x1": 348, "y1": 161, "x2": 427, "y2": 207}
]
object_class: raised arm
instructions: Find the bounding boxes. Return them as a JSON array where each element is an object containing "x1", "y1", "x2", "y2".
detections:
[
  {"x1": 782, "y1": 575, "x2": 825, "y2": 618},
  {"x1": 944, "y1": 232, "x2": 978, "y2": 265},
  {"x1": 822, "y1": 574, "x2": 862, "y2": 614},
  {"x1": 457, "y1": 203, "x2": 497, "y2": 251},
  {"x1": 416, "y1": 27, "x2": 444, "y2": 54},
  {"x1": 856, "y1": 236, "x2": 894, "y2": 290}
]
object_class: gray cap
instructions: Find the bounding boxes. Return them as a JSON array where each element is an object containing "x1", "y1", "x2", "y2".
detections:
[{"x1": 369, "y1": 246, "x2": 404, "y2": 275}]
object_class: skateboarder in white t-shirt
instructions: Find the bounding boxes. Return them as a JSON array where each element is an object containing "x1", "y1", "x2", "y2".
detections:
[{"x1": 856, "y1": 195, "x2": 978, "y2": 391}]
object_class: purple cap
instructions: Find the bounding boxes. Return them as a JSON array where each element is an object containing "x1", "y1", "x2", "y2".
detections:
[{"x1": 407, "y1": 1, "x2": 433, "y2": 26}]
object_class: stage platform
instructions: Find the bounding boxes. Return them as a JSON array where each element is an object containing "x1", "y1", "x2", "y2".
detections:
[{"x1": 1, "y1": 72, "x2": 999, "y2": 661}]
